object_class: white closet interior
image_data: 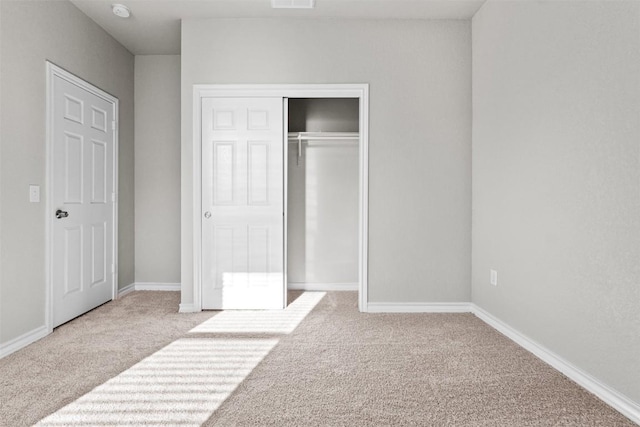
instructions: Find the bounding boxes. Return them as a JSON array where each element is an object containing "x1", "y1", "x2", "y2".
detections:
[{"x1": 287, "y1": 98, "x2": 360, "y2": 290}]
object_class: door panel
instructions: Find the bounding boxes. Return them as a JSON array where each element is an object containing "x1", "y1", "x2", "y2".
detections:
[
  {"x1": 63, "y1": 226, "x2": 83, "y2": 295},
  {"x1": 91, "y1": 222, "x2": 107, "y2": 286},
  {"x1": 202, "y1": 97, "x2": 284, "y2": 309},
  {"x1": 52, "y1": 74, "x2": 115, "y2": 327},
  {"x1": 64, "y1": 132, "x2": 84, "y2": 203},
  {"x1": 212, "y1": 141, "x2": 237, "y2": 205},
  {"x1": 247, "y1": 142, "x2": 270, "y2": 205},
  {"x1": 91, "y1": 140, "x2": 107, "y2": 203}
]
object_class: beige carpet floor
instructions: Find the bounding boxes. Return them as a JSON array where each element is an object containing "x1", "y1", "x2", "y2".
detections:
[
  {"x1": 0, "y1": 291, "x2": 216, "y2": 426},
  {"x1": 0, "y1": 291, "x2": 635, "y2": 426}
]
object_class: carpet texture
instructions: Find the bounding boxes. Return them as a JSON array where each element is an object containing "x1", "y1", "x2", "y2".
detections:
[
  {"x1": 34, "y1": 292, "x2": 326, "y2": 426},
  {"x1": 0, "y1": 291, "x2": 216, "y2": 426},
  {"x1": 0, "y1": 291, "x2": 635, "y2": 426}
]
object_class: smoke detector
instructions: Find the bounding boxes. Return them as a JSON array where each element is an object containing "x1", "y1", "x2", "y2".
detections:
[
  {"x1": 112, "y1": 4, "x2": 131, "y2": 18},
  {"x1": 271, "y1": 0, "x2": 315, "y2": 9}
]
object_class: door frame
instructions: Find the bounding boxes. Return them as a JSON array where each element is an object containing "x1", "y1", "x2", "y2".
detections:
[
  {"x1": 193, "y1": 84, "x2": 369, "y2": 312},
  {"x1": 45, "y1": 62, "x2": 119, "y2": 333}
]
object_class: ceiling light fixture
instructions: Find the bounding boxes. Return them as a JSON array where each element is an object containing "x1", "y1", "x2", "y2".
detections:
[
  {"x1": 271, "y1": 0, "x2": 315, "y2": 9},
  {"x1": 111, "y1": 4, "x2": 131, "y2": 18}
]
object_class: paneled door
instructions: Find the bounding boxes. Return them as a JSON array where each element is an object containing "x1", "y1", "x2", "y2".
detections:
[
  {"x1": 50, "y1": 68, "x2": 116, "y2": 327},
  {"x1": 201, "y1": 97, "x2": 285, "y2": 309}
]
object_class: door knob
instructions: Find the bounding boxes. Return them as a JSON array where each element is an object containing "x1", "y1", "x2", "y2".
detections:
[
  {"x1": 204, "y1": 211, "x2": 212, "y2": 219},
  {"x1": 55, "y1": 209, "x2": 69, "y2": 219}
]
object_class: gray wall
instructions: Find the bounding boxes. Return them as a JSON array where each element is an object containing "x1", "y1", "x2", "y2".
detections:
[
  {"x1": 181, "y1": 18, "x2": 472, "y2": 305},
  {"x1": 134, "y1": 55, "x2": 181, "y2": 284},
  {"x1": 472, "y1": 1, "x2": 640, "y2": 404},
  {"x1": 0, "y1": 1, "x2": 134, "y2": 344}
]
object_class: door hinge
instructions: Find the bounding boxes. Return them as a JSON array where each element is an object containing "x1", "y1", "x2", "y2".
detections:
[
  {"x1": 111, "y1": 193, "x2": 116, "y2": 202},
  {"x1": 112, "y1": 121, "x2": 117, "y2": 131},
  {"x1": 111, "y1": 264, "x2": 115, "y2": 273}
]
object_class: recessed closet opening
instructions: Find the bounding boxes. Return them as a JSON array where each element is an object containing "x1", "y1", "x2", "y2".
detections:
[
  {"x1": 193, "y1": 84, "x2": 368, "y2": 312},
  {"x1": 287, "y1": 98, "x2": 360, "y2": 292}
]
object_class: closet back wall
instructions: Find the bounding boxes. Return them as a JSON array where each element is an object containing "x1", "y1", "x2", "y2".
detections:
[
  {"x1": 181, "y1": 19, "x2": 472, "y2": 305},
  {"x1": 288, "y1": 99, "x2": 359, "y2": 287},
  {"x1": 289, "y1": 98, "x2": 359, "y2": 133}
]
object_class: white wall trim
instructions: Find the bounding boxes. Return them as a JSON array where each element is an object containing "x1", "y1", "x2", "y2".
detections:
[
  {"x1": 118, "y1": 282, "x2": 181, "y2": 298},
  {"x1": 283, "y1": 98, "x2": 289, "y2": 309},
  {"x1": 288, "y1": 282, "x2": 359, "y2": 291},
  {"x1": 45, "y1": 61, "x2": 119, "y2": 334},
  {"x1": 117, "y1": 283, "x2": 135, "y2": 298},
  {"x1": 134, "y1": 282, "x2": 181, "y2": 291},
  {"x1": 178, "y1": 303, "x2": 198, "y2": 313},
  {"x1": 0, "y1": 325, "x2": 49, "y2": 359},
  {"x1": 471, "y1": 304, "x2": 640, "y2": 425},
  {"x1": 358, "y1": 89, "x2": 369, "y2": 314},
  {"x1": 366, "y1": 302, "x2": 473, "y2": 313},
  {"x1": 192, "y1": 84, "x2": 369, "y2": 313}
]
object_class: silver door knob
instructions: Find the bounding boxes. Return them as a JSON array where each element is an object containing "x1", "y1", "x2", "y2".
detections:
[
  {"x1": 204, "y1": 211, "x2": 212, "y2": 219},
  {"x1": 55, "y1": 209, "x2": 69, "y2": 219}
]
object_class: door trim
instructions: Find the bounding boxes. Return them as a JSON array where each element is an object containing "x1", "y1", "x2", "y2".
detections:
[
  {"x1": 45, "y1": 61, "x2": 119, "y2": 333},
  {"x1": 192, "y1": 84, "x2": 369, "y2": 312},
  {"x1": 282, "y1": 98, "x2": 289, "y2": 310}
]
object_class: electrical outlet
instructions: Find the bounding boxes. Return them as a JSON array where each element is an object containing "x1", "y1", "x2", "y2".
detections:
[
  {"x1": 490, "y1": 269, "x2": 498, "y2": 286},
  {"x1": 29, "y1": 185, "x2": 40, "y2": 203}
]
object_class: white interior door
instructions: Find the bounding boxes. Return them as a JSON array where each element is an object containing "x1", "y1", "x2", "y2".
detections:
[
  {"x1": 51, "y1": 71, "x2": 115, "y2": 327},
  {"x1": 201, "y1": 97, "x2": 285, "y2": 309}
]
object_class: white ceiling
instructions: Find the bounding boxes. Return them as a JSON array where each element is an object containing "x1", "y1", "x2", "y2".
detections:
[{"x1": 70, "y1": 0, "x2": 486, "y2": 55}]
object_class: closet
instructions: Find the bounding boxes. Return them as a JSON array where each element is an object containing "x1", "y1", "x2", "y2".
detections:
[
  {"x1": 287, "y1": 98, "x2": 360, "y2": 290},
  {"x1": 197, "y1": 86, "x2": 368, "y2": 311}
]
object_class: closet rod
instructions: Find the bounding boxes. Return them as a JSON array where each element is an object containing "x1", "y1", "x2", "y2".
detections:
[
  {"x1": 288, "y1": 132, "x2": 359, "y2": 164},
  {"x1": 287, "y1": 132, "x2": 359, "y2": 141}
]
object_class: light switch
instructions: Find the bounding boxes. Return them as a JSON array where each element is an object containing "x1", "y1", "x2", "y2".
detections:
[
  {"x1": 29, "y1": 185, "x2": 40, "y2": 203},
  {"x1": 490, "y1": 269, "x2": 498, "y2": 286}
]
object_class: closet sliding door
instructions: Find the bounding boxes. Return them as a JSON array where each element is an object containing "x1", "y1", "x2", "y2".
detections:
[{"x1": 201, "y1": 97, "x2": 285, "y2": 309}]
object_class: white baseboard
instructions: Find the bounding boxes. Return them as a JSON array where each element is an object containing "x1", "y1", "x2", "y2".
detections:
[
  {"x1": 1, "y1": 282, "x2": 181, "y2": 358},
  {"x1": 118, "y1": 282, "x2": 180, "y2": 297},
  {"x1": 179, "y1": 303, "x2": 198, "y2": 313},
  {"x1": 0, "y1": 325, "x2": 49, "y2": 359},
  {"x1": 471, "y1": 304, "x2": 640, "y2": 425},
  {"x1": 364, "y1": 300, "x2": 639, "y2": 422},
  {"x1": 288, "y1": 282, "x2": 358, "y2": 291},
  {"x1": 366, "y1": 302, "x2": 473, "y2": 313},
  {"x1": 117, "y1": 283, "x2": 135, "y2": 298},
  {"x1": 134, "y1": 282, "x2": 181, "y2": 291}
]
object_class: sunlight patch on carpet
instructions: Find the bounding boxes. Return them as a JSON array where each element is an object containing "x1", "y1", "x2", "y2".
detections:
[
  {"x1": 36, "y1": 292, "x2": 325, "y2": 426},
  {"x1": 189, "y1": 291, "x2": 326, "y2": 334}
]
